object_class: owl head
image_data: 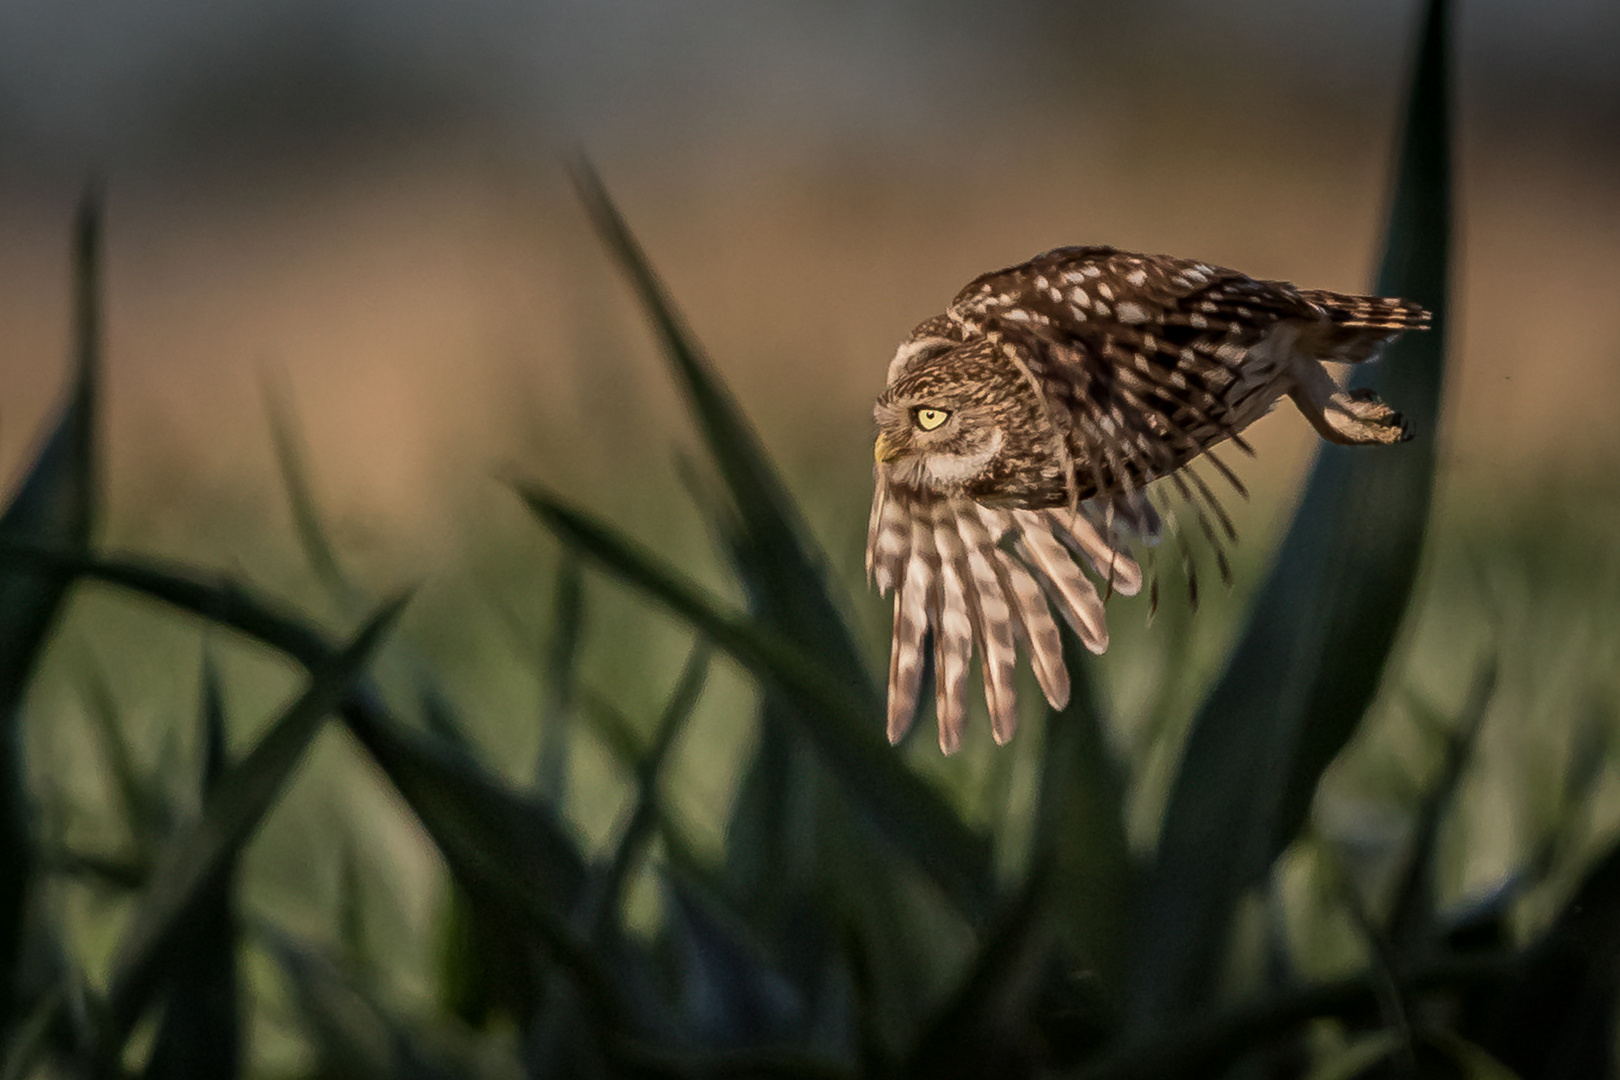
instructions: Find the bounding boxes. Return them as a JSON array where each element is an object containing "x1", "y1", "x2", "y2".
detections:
[{"x1": 873, "y1": 341, "x2": 1060, "y2": 504}]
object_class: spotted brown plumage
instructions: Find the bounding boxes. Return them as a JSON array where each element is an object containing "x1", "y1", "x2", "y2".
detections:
[{"x1": 868, "y1": 245, "x2": 1428, "y2": 753}]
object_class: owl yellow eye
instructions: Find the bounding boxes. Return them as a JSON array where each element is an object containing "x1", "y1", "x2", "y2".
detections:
[{"x1": 913, "y1": 407, "x2": 951, "y2": 432}]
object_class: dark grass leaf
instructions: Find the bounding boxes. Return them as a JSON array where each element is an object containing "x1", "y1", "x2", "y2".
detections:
[
  {"x1": 724, "y1": 697, "x2": 819, "y2": 925},
  {"x1": 901, "y1": 868, "x2": 1052, "y2": 1079},
  {"x1": 0, "y1": 192, "x2": 100, "y2": 1011},
  {"x1": 0, "y1": 544, "x2": 625, "y2": 1037},
  {"x1": 1465, "y1": 833, "x2": 1620, "y2": 1079},
  {"x1": 40, "y1": 849, "x2": 148, "y2": 891},
  {"x1": 413, "y1": 673, "x2": 476, "y2": 755},
  {"x1": 573, "y1": 163, "x2": 872, "y2": 693},
  {"x1": 103, "y1": 596, "x2": 407, "y2": 1047},
  {"x1": 1385, "y1": 657, "x2": 1496, "y2": 953},
  {"x1": 1034, "y1": 637, "x2": 1134, "y2": 1001},
  {"x1": 663, "y1": 868, "x2": 807, "y2": 1048},
  {"x1": 518, "y1": 483, "x2": 993, "y2": 913},
  {"x1": 265, "y1": 375, "x2": 357, "y2": 607},
  {"x1": 346, "y1": 704, "x2": 595, "y2": 1029},
  {"x1": 535, "y1": 554, "x2": 584, "y2": 800},
  {"x1": 337, "y1": 836, "x2": 372, "y2": 978},
  {"x1": 141, "y1": 651, "x2": 241, "y2": 1080},
  {"x1": 1075, "y1": 952, "x2": 1509, "y2": 1080},
  {"x1": 582, "y1": 645, "x2": 709, "y2": 942},
  {"x1": 77, "y1": 659, "x2": 167, "y2": 851},
  {"x1": 1128, "y1": 0, "x2": 1452, "y2": 1030},
  {"x1": 267, "y1": 932, "x2": 481, "y2": 1080},
  {"x1": 0, "y1": 989, "x2": 62, "y2": 1080}
]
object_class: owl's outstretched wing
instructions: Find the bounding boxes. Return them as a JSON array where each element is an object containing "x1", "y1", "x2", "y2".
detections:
[
  {"x1": 867, "y1": 477, "x2": 1141, "y2": 752},
  {"x1": 944, "y1": 246, "x2": 1425, "y2": 605},
  {"x1": 947, "y1": 246, "x2": 1425, "y2": 499}
]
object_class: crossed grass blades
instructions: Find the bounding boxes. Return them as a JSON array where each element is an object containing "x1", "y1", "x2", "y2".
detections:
[{"x1": 1, "y1": 1, "x2": 1617, "y2": 1076}]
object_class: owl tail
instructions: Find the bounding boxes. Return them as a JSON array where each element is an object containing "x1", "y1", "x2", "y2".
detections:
[{"x1": 1296, "y1": 290, "x2": 1431, "y2": 365}]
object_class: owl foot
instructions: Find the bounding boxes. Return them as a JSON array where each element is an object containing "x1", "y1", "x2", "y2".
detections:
[{"x1": 1288, "y1": 359, "x2": 1413, "y2": 446}]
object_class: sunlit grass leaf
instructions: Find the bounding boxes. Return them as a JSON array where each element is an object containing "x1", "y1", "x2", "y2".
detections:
[
  {"x1": 103, "y1": 596, "x2": 407, "y2": 1048},
  {"x1": 0, "y1": 192, "x2": 101, "y2": 1009},
  {"x1": 518, "y1": 482, "x2": 993, "y2": 913},
  {"x1": 141, "y1": 651, "x2": 241, "y2": 1080},
  {"x1": 1129, "y1": 0, "x2": 1452, "y2": 1029},
  {"x1": 1034, "y1": 638, "x2": 1134, "y2": 999}
]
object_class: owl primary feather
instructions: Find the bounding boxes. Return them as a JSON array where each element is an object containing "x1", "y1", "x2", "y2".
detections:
[{"x1": 866, "y1": 245, "x2": 1428, "y2": 753}]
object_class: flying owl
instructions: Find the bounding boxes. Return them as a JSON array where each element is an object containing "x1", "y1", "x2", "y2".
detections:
[{"x1": 866, "y1": 246, "x2": 1428, "y2": 753}]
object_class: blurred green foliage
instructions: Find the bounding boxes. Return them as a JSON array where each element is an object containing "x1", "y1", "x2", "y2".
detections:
[{"x1": 4, "y1": 1, "x2": 1620, "y2": 1077}]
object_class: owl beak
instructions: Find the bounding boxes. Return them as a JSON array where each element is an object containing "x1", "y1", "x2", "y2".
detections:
[{"x1": 874, "y1": 432, "x2": 899, "y2": 464}]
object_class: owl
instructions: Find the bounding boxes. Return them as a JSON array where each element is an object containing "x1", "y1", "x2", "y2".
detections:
[{"x1": 866, "y1": 246, "x2": 1428, "y2": 753}]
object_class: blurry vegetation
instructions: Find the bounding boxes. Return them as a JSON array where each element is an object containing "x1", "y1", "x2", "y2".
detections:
[{"x1": 4, "y1": 1, "x2": 1620, "y2": 1077}]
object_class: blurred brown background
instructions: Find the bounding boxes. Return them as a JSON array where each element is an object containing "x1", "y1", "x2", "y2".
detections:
[{"x1": 0, "y1": 0, "x2": 1615, "y2": 559}]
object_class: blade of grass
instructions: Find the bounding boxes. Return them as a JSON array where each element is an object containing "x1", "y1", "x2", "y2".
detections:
[
  {"x1": 583, "y1": 644, "x2": 710, "y2": 941},
  {"x1": 1385, "y1": 656, "x2": 1496, "y2": 953},
  {"x1": 901, "y1": 867, "x2": 1052, "y2": 1079},
  {"x1": 141, "y1": 651, "x2": 240, "y2": 1080},
  {"x1": 1076, "y1": 952, "x2": 1508, "y2": 1080},
  {"x1": 518, "y1": 483, "x2": 993, "y2": 912},
  {"x1": 0, "y1": 544, "x2": 632, "y2": 1038},
  {"x1": 76, "y1": 658, "x2": 166, "y2": 853},
  {"x1": 571, "y1": 164, "x2": 868, "y2": 676},
  {"x1": 536, "y1": 554, "x2": 585, "y2": 801},
  {"x1": 266, "y1": 930, "x2": 467, "y2": 1080},
  {"x1": 103, "y1": 596, "x2": 407, "y2": 1047},
  {"x1": 264, "y1": 373, "x2": 357, "y2": 606},
  {"x1": 0, "y1": 192, "x2": 100, "y2": 1012},
  {"x1": 1034, "y1": 636, "x2": 1134, "y2": 1000},
  {"x1": 1128, "y1": 0, "x2": 1452, "y2": 1030},
  {"x1": 1466, "y1": 832, "x2": 1620, "y2": 1078}
]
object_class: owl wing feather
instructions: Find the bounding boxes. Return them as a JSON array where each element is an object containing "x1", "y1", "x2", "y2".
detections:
[{"x1": 871, "y1": 474, "x2": 1140, "y2": 750}]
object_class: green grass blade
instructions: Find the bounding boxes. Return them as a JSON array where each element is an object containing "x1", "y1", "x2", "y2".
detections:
[
  {"x1": 1128, "y1": 0, "x2": 1452, "y2": 1030},
  {"x1": 662, "y1": 867, "x2": 807, "y2": 1047},
  {"x1": 1464, "y1": 834, "x2": 1620, "y2": 1078},
  {"x1": 1034, "y1": 638, "x2": 1134, "y2": 1000},
  {"x1": 264, "y1": 376, "x2": 357, "y2": 605},
  {"x1": 518, "y1": 482, "x2": 993, "y2": 912},
  {"x1": 267, "y1": 931, "x2": 467, "y2": 1080},
  {"x1": 139, "y1": 649, "x2": 240, "y2": 1080},
  {"x1": 103, "y1": 596, "x2": 407, "y2": 1046},
  {"x1": 1385, "y1": 657, "x2": 1496, "y2": 953},
  {"x1": 584, "y1": 644, "x2": 710, "y2": 942},
  {"x1": 0, "y1": 543, "x2": 621, "y2": 1035},
  {"x1": 139, "y1": 649, "x2": 242, "y2": 1080},
  {"x1": 571, "y1": 163, "x2": 870, "y2": 680},
  {"x1": 77, "y1": 660, "x2": 166, "y2": 853},
  {"x1": 0, "y1": 543, "x2": 614, "y2": 1028},
  {"x1": 900, "y1": 868, "x2": 1051, "y2": 1078},
  {"x1": 535, "y1": 554, "x2": 584, "y2": 800},
  {"x1": 0, "y1": 192, "x2": 101, "y2": 1011}
]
